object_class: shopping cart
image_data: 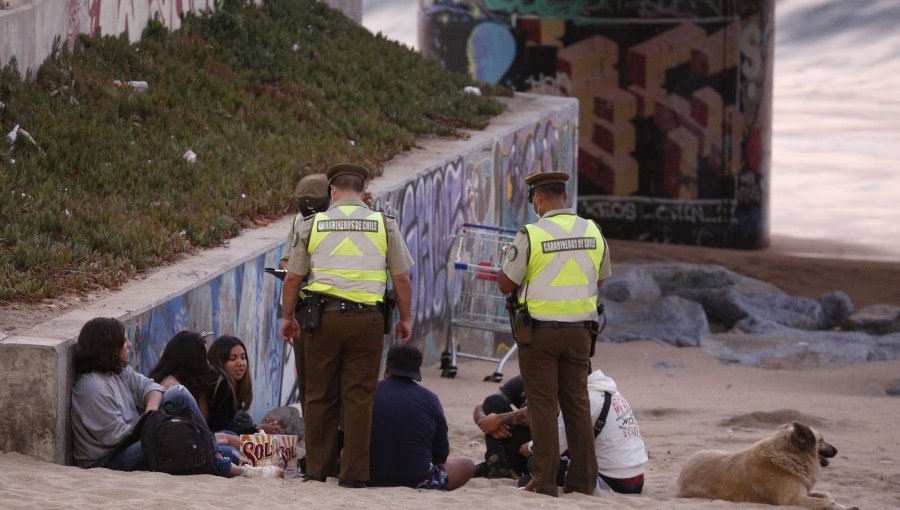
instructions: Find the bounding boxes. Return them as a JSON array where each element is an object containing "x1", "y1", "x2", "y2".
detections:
[{"x1": 441, "y1": 223, "x2": 519, "y2": 382}]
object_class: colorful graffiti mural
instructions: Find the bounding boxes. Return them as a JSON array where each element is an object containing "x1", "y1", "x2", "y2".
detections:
[
  {"x1": 420, "y1": 0, "x2": 773, "y2": 248},
  {"x1": 121, "y1": 248, "x2": 292, "y2": 423},
  {"x1": 370, "y1": 105, "x2": 577, "y2": 359}
]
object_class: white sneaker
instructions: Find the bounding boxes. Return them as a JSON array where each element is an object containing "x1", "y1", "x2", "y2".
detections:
[{"x1": 241, "y1": 465, "x2": 284, "y2": 479}]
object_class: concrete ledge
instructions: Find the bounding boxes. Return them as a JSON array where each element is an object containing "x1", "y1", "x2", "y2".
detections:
[
  {"x1": 0, "y1": 92, "x2": 578, "y2": 464},
  {"x1": 0, "y1": 335, "x2": 73, "y2": 464}
]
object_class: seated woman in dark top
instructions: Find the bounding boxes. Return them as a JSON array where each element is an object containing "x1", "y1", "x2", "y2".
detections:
[
  {"x1": 207, "y1": 335, "x2": 282, "y2": 436},
  {"x1": 148, "y1": 331, "x2": 210, "y2": 409},
  {"x1": 148, "y1": 331, "x2": 241, "y2": 462}
]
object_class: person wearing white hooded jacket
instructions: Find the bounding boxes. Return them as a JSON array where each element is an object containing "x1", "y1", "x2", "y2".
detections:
[{"x1": 522, "y1": 369, "x2": 648, "y2": 494}]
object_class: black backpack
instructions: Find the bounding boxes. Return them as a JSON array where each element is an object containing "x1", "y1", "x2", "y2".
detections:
[{"x1": 141, "y1": 407, "x2": 217, "y2": 475}]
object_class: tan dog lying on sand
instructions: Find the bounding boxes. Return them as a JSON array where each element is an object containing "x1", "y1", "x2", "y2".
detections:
[{"x1": 677, "y1": 422, "x2": 857, "y2": 510}]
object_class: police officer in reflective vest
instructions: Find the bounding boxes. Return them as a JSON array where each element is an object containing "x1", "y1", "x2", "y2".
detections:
[
  {"x1": 279, "y1": 172, "x2": 331, "y2": 416},
  {"x1": 497, "y1": 171, "x2": 610, "y2": 497},
  {"x1": 281, "y1": 163, "x2": 414, "y2": 488}
]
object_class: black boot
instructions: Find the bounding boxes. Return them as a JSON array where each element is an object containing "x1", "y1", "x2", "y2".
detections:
[{"x1": 474, "y1": 461, "x2": 492, "y2": 478}]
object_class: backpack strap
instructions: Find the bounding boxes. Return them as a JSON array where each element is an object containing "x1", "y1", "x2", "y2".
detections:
[{"x1": 593, "y1": 391, "x2": 612, "y2": 439}]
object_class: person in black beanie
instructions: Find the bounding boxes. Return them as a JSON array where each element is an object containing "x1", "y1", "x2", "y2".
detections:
[{"x1": 368, "y1": 344, "x2": 475, "y2": 490}]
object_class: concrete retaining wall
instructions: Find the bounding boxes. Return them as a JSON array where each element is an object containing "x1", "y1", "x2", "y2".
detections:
[
  {"x1": 0, "y1": 93, "x2": 578, "y2": 464},
  {"x1": 0, "y1": 0, "x2": 362, "y2": 74}
]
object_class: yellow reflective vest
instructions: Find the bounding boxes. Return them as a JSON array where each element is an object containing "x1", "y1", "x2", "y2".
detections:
[
  {"x1": 520, "y1": 214, "x2": 604, "y2": 321},
  {"x1": 305, "y1": 205, "x2": 388, "y2": 305}
]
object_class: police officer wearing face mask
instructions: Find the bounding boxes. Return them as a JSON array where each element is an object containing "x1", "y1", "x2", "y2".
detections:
[
  {"x1": 280, "y1": 163, "x2": 414, "y2": 488},
  {"x1": 278, "y1": 173, "x2": 331, "y2": 419},
  {"x1": 497, "y1": 171, "x2": 610, "y2": 497}
]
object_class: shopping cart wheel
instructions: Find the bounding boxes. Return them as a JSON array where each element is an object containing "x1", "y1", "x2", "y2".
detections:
[
  {"x1": 441, "y1": 366, "x2": 458, "y2": 378},
  {"x1": 440, "y1": 351, "x2": 451, "y2": 370},
  {"x1": 483, "y1": 372, "x2": 503, "y2": 383}
]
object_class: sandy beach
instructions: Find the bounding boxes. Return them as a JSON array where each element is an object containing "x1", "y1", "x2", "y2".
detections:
[
  {"x1": 2, "y1": 237, "x2": 899, "y2": 509},
  {"x1": 1, "y1": 341, "x2": 898, "y2": 509}
]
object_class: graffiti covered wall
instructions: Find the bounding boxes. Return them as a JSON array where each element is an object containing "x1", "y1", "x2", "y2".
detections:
[
  {"x1": 114, "y1": 95, "x2": 577, "y2": 423},
  {"x1": 1, "y1": 0, "x2": 359, "y2": 74},
  {"x1": 120, "y1": 247, "x2": 291, "y2": 422},
  {"x1": 372, "y1": 98, "x2": 578, "y2": 361},
  {"x1": 420, "y1": 0, "x2": 773, "y2": 248}
]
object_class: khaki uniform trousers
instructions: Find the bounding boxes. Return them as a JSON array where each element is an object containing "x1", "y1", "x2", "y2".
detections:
[
  {"x1": 304, "y1": 308, "x2": 384, "y2": 481},
  {"x1": 517, "y1": 326, "x2": 597, "y2": 496}
]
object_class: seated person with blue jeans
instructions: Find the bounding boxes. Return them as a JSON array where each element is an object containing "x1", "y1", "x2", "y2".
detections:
[
  {"x1": 368, "y1": 344, "x2": 475, "y2": 490},
  {"x1": 70, "y1": 317, "x2": 278, "y2": 478}
]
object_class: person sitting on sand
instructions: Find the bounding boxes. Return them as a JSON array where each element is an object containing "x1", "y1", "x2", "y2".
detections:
[
  {"x1": 147, "y1": 330, "x2": 242, "y2": 463},
  {"x1": 367, "y1": 344, "x2": 475, "y2": 490},
  {"x1": 472, "y1": 374, "x2": 531, "y2": 479},
  {"x1": 206, "y1": 335, "x2": 282, "y2": 437},
  {"x1": 516, "y1": 369, "x2": 648, "y2": 494},
  {"x1": 70, "y1": 317, "x2": 279, "y2": 478}
]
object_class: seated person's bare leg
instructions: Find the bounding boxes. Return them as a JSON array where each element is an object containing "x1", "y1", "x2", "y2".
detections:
[{"x1": 444, "y1": 457, "x2": 476, "y2": 491}]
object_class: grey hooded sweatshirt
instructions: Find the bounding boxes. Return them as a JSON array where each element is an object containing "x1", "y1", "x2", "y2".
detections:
[{"x1": 71, "y1": 366, "x2": 164, "y2": 467}]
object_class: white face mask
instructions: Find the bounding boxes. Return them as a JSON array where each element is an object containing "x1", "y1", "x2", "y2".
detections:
[{"x1": 532, "y1": 192, "x2": 543, "y2": 216}]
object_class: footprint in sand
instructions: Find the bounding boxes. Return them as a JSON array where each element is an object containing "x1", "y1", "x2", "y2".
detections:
[
  {"x1": 638, "y1": 408, "x2": 690, "y2": 421},
  {"x1": 718, "y1": 409, "x2": 824, "y2": 429}
]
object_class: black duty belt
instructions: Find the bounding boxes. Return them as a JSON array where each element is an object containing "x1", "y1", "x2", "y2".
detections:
[
  {"x1": 322, "y1": 299, "x2": 383, "y2": 313},
  {"x1": 532, "y1": 320, "x2": 594, "y2": 330}
]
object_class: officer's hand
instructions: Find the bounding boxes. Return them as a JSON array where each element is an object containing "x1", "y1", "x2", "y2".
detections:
[
  {"x1": 281, "y1": 318, "x2": 299, "y2": 345},
  {"x1": 394, "y1": 319, "x2": 412, "y2": 345}
]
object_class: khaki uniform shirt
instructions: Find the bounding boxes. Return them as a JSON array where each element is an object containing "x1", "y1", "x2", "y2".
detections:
[
  {"x1": 285, "y1": 198, "x2": 414, "y2": 277},
  {"x1": 280, "y1": 213, "x2": 303, "y2": 265},
  {"x1": 501, "y1": 208, "x2": 611, "y2": 286}
]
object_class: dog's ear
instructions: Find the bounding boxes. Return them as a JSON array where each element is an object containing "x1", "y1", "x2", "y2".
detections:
[{"x1": 791, "y1": 422, "x2": 816, "y2": 450}]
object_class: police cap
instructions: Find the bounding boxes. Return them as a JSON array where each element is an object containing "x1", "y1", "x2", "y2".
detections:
[
  {"x1": 524, "y1": 171, "x2": 569, "y2": 189},
  {"x1": 325, "y1": 163, "x2": 371, "y2": 183},
  {"x1": 525, "y1": 171, "x2": 569, "y2": 203},
  {"x1": 293, "y1": 174, "x2": 329, "y2": 210}
]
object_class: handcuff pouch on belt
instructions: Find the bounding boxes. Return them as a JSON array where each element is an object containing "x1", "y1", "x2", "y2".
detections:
[
  {"x1": 505, "y1": 291, "x2": 533, "y2": 346},
  {"x1": 382, "y1": 290, "x2": 396, "y2": 335},
  {"x1": 298, "y1": 293, "x2": 324, "y2": 331}
]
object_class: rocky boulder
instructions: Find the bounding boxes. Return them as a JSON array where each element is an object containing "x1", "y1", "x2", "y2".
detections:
[
  {"x1": 702, "y1": 289, "x2": 825, "y2": 330},
  {"x1": 639, "y1": 263, "x2": 815, "y2": 328},
  {"x1": 700, "y1": 318, "x2": 900, "y2": 368},
  {"x1": 601, "y1": 295, "x2": 709, "y2": 347},
  {"x1": 599, "y1": 265, "x2": 662, "y2": 303},
  {"x1": 819, "y1": 290, "x2": 854, "y2": 329},
  {"x1": 642, "y1": 263, "x2": 781, "y2": 297},
  {"x1": 844, "y1": 304, "x2": 900, "y2": 334}
]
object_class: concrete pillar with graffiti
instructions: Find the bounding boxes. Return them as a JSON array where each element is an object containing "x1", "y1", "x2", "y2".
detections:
[{"x1": 420, "y1": 0, "x2": 773, "y2": 248}]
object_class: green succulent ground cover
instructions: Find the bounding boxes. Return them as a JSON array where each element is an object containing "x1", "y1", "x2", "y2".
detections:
[{"x1": 0, "y1": 0, "x2": 507, "y2": 303}]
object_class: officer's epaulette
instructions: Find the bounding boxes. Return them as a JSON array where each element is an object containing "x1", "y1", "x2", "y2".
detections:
[
  {"x1": 519, "y1": 226, "x2": 528, "y2": 234},
  {"x1": 381, "y1": 212, "x2": 396, "y2": 220},
  {"x1": 302, "y1": 212, "x2": 318, "y2": 221}
]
